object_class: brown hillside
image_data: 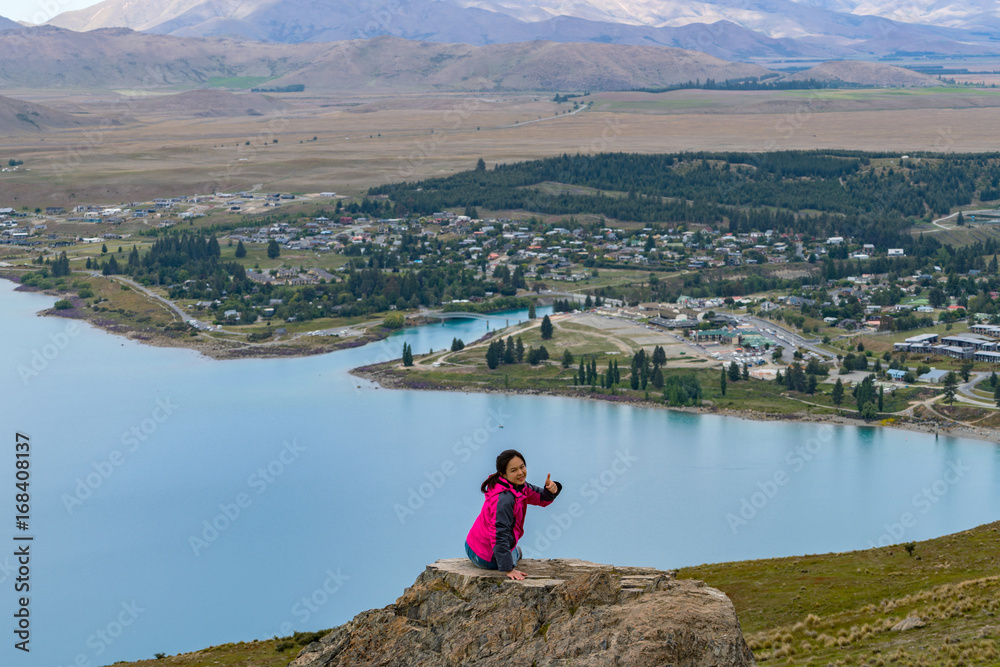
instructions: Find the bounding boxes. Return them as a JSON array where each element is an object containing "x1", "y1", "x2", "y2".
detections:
[
  {"x1": 130, "y1": 89, "x2": 289, "y2": 117},
  {"x1": 782, "y1": 61, "x2": 941, "y2": 87},
  {"x1": 0, "y1": 27, "x2": 773, "y2": 93},
  {"x1": 0, "y1": 94, "x2": 93, "y2": 136},
  {"x1": 265, "y1": 36, "x2": 774, "y2": 92}
]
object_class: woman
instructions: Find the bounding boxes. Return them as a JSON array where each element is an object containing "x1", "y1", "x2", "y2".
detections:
[{"x1": 465, "y1": 449, "x2": 561, "y2": 580}]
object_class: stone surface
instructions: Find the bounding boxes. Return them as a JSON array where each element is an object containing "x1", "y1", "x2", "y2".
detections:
[
  {"x1": 891, "y1": 616, "x2": 927, "y2": 632},
  {"x1": 292, "y1": 558, "x2": 756, "y2": 667}
]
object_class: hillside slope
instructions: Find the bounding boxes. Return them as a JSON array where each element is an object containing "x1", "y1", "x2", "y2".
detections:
[
  {"x1": 0, "y1": 28, "x2": 773, "y2": 92},
  {"x1": 130, "y1": 89, "x2": 289, "y2": 117},
  {"x1": 783, "y1": 61, "x2": 942, "y2": 87},
  {"x1": 0, "y1": 94, "x2": 92, "y2": 136}
]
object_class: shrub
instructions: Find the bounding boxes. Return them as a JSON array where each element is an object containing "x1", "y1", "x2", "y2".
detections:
[
  {"x1": 383, "y1": 312, "x2": 405, "y2": 329},
  {"x1": 53, "y1": 299, "x2": 72, "y2": 310}
]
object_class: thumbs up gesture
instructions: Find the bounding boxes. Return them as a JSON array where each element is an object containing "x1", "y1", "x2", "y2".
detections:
[{"x1": 545, "y1": 473, "x2": 558, "y2": 494}]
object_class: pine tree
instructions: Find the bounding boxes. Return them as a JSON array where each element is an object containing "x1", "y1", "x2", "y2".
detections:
[
  {"x1": 728, "y1": 361, "x2": 740, "y2": 382},
  {"x1": 504, "y1": 336, "x2": 515, "y2": 364},
  {"x1": 562, "y1": 349, "x2": 574, "y2": 368},
  {"x1": 402, "y1": 342, "x2": 414, "y2": 367},
  {"x1": 540, "y1": 314, "x2": 553, "y2": 339},
  {"x1": 720, "y1": 367, "x2": 727, "y2": 396},
  {"x1": 485, "y1": 340, "x2": 500, "y2": 369},
  {"x1": 51, "y1": 251, "x2": 70, "y2": 277},
  {"x1": 528, "y1": 301, "x2": 536, "y2": 319},
  {"x1": 267, "y1": 239, "x2": 280, "y2": 259},
  {"x1": 102, "y1": 255, "x2": 120, "y2": 276},
  {"x1": 515, "y1": 337, "x2": 524, "y2": 363},
  {"x1": 235, "y1": 240, "x2": 247, "y2": 258},
  {"x1": 578, "y1": 359, "x2": 586, "y2": 385},
  {"x1": 832, "y1": 378, "x2": 845, "y2": 407},
  {"x1": 943, "y1": 372, "x2": 957, "y2": 405}
]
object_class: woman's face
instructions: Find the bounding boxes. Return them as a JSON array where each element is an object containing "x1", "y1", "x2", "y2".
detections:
[{"x1": 503, "y1": 456, "x2": 526, "y2": 485}]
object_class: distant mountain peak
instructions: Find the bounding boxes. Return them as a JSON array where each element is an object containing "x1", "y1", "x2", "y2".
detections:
[
  {"x1": 43, "y1": 0, "x2": 1000, "y2": 59},
  {"x1": 0, "y1": 14, "x2": 23, "y2": 31}
]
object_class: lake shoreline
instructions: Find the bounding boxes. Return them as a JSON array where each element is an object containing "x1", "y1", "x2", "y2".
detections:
[
  {"x1": 8, "y1": 271, "x2": 997, "y2": 446},
  {"x1": 351, "y1": 363, "x2": 1000, "y2": 447},
  {"x1": 1, "y1": 271, "x2": 394, "y2": 360}
]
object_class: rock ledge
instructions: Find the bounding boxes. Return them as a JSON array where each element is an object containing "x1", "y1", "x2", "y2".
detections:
[{"x1": 292, "y1": 558, "x2": 756, "y2": 666}]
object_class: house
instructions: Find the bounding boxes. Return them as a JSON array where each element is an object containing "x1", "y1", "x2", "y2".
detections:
[
  {"x1": 887, "y1": 369, "x2": 908, "y2": 381},
  {"x1": 887, "y1": 249, "x2": 905, "y2": 257},
  {"x1": 941, "y1": 333, "x2": 996, "y2": 350},
  {"x1": 693, "y1": 329, "x2": 738, "y2": 343},
  {"x1": 918, "y1": 369, "x2": 949, "y2": 383}
]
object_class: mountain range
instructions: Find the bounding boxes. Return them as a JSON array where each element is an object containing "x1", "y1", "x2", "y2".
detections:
[
  {"x1": 44, "y1": 0, "x2": 1000, "y2": 60},
  {"x1": 0, "y1": 25, "x2": 942, "y2": 98},
  {"x1": 0, "y1": 27, "x2": 773, "y2": 92}
]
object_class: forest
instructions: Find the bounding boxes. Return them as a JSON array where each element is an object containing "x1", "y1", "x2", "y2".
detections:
[{"x1": 371, "y1": 151, "x2": 1000, "y2": 251}]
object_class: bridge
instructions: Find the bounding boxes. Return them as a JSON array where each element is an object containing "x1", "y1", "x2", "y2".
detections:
[{"x1": 422, "y1": 311, "x2": 519, "y2": 326}]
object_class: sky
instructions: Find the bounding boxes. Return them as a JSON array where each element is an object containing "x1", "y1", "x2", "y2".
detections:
[{"x1": 3, "y1": 0, "x2": 103, "y2": 23}]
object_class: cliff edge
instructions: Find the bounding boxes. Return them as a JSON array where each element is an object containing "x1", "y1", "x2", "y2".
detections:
[{"x1": 292, "y1": 558, "x2": 756, "y2": 667}]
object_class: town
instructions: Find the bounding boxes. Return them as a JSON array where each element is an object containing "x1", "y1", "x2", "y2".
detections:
[{"x1": 5, "y1": 151, "x2": 1000, "y2": 431}]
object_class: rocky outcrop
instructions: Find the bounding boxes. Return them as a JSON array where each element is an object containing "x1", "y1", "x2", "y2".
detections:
[{"x1": 292, "y1": 558, "x2": 756, "y2": 667}]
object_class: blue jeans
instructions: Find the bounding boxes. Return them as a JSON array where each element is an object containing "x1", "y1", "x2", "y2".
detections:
[{"x1": 465, "y1": 541, "x2": 521, "y2": 570}]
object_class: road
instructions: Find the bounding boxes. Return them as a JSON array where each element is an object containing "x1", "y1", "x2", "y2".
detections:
[
  {"x1": 930, "y1": 208, "x2": 1000, "y2": 232},
  {"x1": 744, "y1": 315, "x2": 836, "y2": 360},
  {"x1": 956, "y1": 371, "x2": 995, "y2": 408},
  {"x1": 104, "y1": 273, "x2": 377, "y2": 343}
]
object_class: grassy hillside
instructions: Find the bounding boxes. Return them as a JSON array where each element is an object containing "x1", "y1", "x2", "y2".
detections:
[{"x1": 680, "y1": 521, "x2": 1000, "y2": 666}]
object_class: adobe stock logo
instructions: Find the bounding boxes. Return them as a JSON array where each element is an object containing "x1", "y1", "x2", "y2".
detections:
[
  {"x1": 393, "y1": 407, "x2": 510, "y2": 524},
  {"x1": 17, "y1": 321, "x2": 82, "y2": 385}
]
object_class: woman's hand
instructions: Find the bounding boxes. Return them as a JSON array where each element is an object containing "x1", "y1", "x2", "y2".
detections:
[
  {"x1": 545, "y1": 473, "x2": 558, "y2": 494},
  {"x1": 506, "y1": 569, "x2": 526, "y2": 581}
]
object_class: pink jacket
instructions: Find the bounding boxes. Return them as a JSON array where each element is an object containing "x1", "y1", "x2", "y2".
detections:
[{"x1": 466, "y1": 476, "x2": 560, "y2": 571}]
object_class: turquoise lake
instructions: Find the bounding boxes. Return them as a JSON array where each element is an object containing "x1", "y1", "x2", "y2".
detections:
[{"x1": 1, "y1": 277, "x2": 999, "y2": 666}]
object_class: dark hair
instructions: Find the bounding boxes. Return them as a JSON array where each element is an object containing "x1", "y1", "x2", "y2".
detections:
[{"x1": 481, "y1": 449, "x2": 525, "y2": 493}]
